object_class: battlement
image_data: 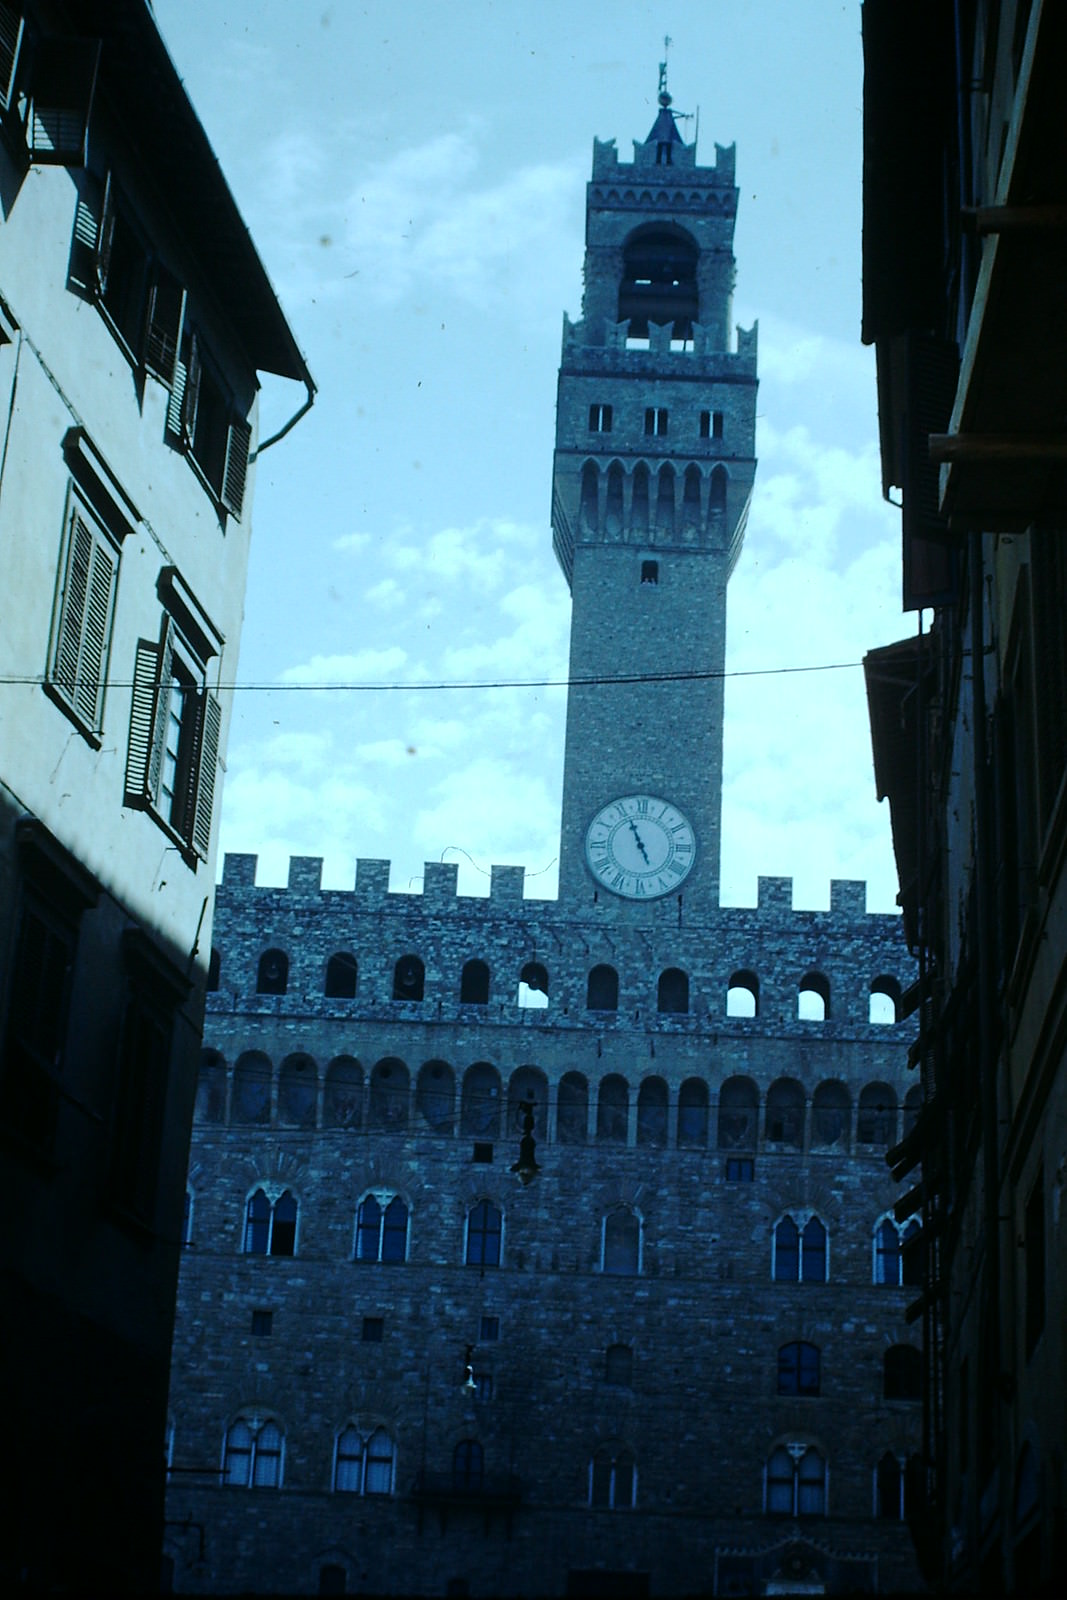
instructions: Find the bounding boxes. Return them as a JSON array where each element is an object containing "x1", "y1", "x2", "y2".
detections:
[
  {"x1": 561, "y1": 314, "x2": 758, "y2": 369},
  {"x1": 591, "y1": 135, "x2": 736, "y2": 184}
]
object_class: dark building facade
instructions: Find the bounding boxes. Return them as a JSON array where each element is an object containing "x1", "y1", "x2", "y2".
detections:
[
  {"x1": 166, "y1": 87, "x2": 923, "y2": 1597},
  {"x1": 862, "y1": 0, "x2": 1066, "y2": 1592}
]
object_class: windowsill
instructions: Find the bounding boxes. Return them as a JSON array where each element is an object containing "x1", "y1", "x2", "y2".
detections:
[
  {"x1": 42, "y1": 679, "x2": 103, "y2": 747},
  {"x1": 128, "y1": 795, "x2": 202, "y2": 871}
]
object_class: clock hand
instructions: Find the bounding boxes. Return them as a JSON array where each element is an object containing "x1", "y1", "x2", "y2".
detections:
[{"x1": 628, "y1": 818, "x2": 650, "y2": 865}]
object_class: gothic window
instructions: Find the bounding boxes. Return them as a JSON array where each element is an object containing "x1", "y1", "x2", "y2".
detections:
[
  {"x1": 368, "y1": 1057, "x2": 409, "y2": 1129},
  {"x1": 857, "y1": 1083, "x2": 897, "y2": 1145},
  {"x1": 596, "y1": 1074, "x2": 628, "y2": 1144},
  {"x1": 588, "y1": 403, "x2": 613, "y2": 433},
  {"x1": 244, "y1": 1188, "x2": 298, "y2": 1257},
  {"x1": 557, "y1": 1071, "x2": 589, "y2": 1144},
  {"x1": 884, "y1": 1344, "x2": 921, "y2": 1401},
  {"x1": 460, "y1": 959, "x2": 490, "y2": 1005},
  {"x1": 324, "y1": 952, "x2": 358, "y2": 998},
  {"x1": 195, "y1": 1048, "x2": 226, "y2": 1124},
  {"x1": 677, "y1": 1077, "x2": 709, "y2": 1147},
  {"x1": 718, "y1": 1075, "x2": 758, "y2": 1149},
  {"x1": 223, "y1": 1416, "x2": 284, "y2": 1488},
  {"x1": 507, "y1": 1066, "x2": 547, "y2": 1140},
  {"x1": 416, "y1": 1059, "x2": 455, "y2": 1132},
  {"x1": 452, "y1": 1439, "x2": 484, "y2": 1492},
  {"x1": 277, "y1": 1054, "x2": 316, "y2": 1128},
  {"x1": 798, "y1": 970, "x2": 830, "y2": 1021},
  {"x1": 334, "y1": 1426, "x2": 395, "y2": 1494},
  {"x1": 392, "y1": 954, "x2": 424, "y2": 1002},
  {"x1": 333, "y1": 1427, "x2": 363, "y2": 1492},
  {"x1": 323, "y1": 1056, "x2": 362, "y2": 1129},
  {"x1": 603, "y1": 1208, "x2": 640, "y2": 1276},
  {"x1": 356, "y1": 1194, "x2": 409, "y2": 1263},
  {"x1": 765, "y1": 1446, "x2": 825, "y2": 1516},
  {"x1": 590, "y1": 1444, "x2": 636, "y2": 1509},
  {"x1": 869, "y1": 974, "x2": 900, "y2": 1024},
  {"x1": 461, "y1": 1062, "x2": 501, "y2": 1138},
  {"x1": 231, "y1": 1052, "x2": 271, "y2": 1125},
  {"x1": 256, "y1": 950, "x2": 288, "y2": 996},
  {"x1": 636, "y1": 1076, "x2": 668, "y2": 1146},
  {"x1": 874, "y1": 1216, "x2": 921, "y2": 1286},
  {"x1": 811, "y1": 1081, "x2": 850, "y2": 1149},
  {"x1": 773, "y1": 1215, "x2": 827, "y2": 1283},
  {"x1": 466, "y1": 1200, "x2": 502, "y2": 1268},
  {"x1": 586, "y1": 964, "x2": 618, "y2": 1011},
  {"x1": 778, "y1": 1341, "x2": 821, "y2": 1397},
  {"x1": 726, "y1": 969, "x2": 759, "y2": 1017},
  {"x1": 657, "y1": 967, "x2": 688, "y2": 1014},
  {"x1": 605, "y1": 1344, "x2": 633, "y2": 1387},
  {"x1": 517, "y1": 961, "x2": 548, "y2": 1008},
  {"x1": 765, "y1": 1078, "x2": 805, "y2": 1147},
  {"x1": 876, "y1": 1452, "x2": 906, "y2": 1519}
]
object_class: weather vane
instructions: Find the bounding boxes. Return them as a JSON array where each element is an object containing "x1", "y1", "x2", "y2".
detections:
[{"x1": 658, "y1": 35, "x2": 673, "y2": 104}]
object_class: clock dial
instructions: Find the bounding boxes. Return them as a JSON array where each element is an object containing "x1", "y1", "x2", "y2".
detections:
[{"x1": 584, "y1": 795, "x2": 696, "y2": 899}]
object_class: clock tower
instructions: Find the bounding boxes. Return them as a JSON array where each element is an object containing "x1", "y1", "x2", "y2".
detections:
[{"x1": 553, "y1": 80, "x2": 757, "y2": 916}]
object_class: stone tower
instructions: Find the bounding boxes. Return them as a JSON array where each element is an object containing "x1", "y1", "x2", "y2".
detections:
[{"x1": 553, "y1": 86, "x2": 758, "y2": 914}]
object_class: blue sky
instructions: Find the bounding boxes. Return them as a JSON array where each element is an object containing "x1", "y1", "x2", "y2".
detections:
[{"x1": 153, "y1": 1, "x2": 909, "y2": 913}]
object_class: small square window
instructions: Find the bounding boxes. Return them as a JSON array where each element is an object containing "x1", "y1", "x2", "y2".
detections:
[
  {"x1": 480, "y1": 1315, "x2": 500, "y2": 1342},
  {"x1": 701, "y1": 409, "x2": 724, "y2": 439},
  {"x1": 588, "y1": 403, "x2": 613, "y2": 433},
  {"x1": 644, "y1": 407, "x2": 668, "y2": 436},
  {"x1": 641, "y1": 560, "x2": 659, "y2": 586},
  {"x1": 472, "y1": 1141, "x2": 493, "y2": 1164},
  {"x1": 362, "y1": 1316, "x2": 384, "y2": 1343},
  {"x1": 251, "y1": 1309, "x2": 273, "y2": 1337},
  {"x1": 726, "y1": 1156, "x2": 754, "y2": 1182}
]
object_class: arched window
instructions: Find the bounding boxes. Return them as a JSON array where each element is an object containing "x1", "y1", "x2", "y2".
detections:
[
  {"x1": 682, "y1": 464, "x2": 702, "y2": 532},
  {"x1": 765, "y1": 1078, "x2": 805, "y2": 1148},
  {"x1": 333, "y1": 1426, "x2": 364, "y2": 1492},
  {"x1": 766, "y1": 1446, "x2": 825, "y2": 1516},
  {"x1": 657, "y1": 967, "x2": 688, "y2": 1014},
  {"x1": 325, "y1": 952, "x2": 358, "y2": 999},
  {"x1": 392, "y1": 954, "x2": 424, "y2": 1002},
  {"x1": 590, "y1": 1443, "x2": 637, "y2": 1509},
  {"x1": 778, "y1": 1341, "x2": 820, "y2": 1397},
  {"x1": 223, "y1": 1416, "x2": 284, "y2": 1488},
  {"x1": 461, "y1": 1062, "x2": 501, "y2": 1138},
  {"x1": 508, "y1": 1066, "x2": 548, "y2": 1140},
  {"x1": 718, "y1": 1075, "x2": 758, "y2": 1150},
  {"x1": 773, "y1": 1214, "x2": 827, "y2": 1283},
  {"x1": 876, "y1": 1452, "x2": 906, "y2": 1519},
  {"x1": 811, "y1": 1081, "x2": 850, "y2": 1149},
  {"x1": 603, "y1": 1208, "x2": 640, "y2": 1276},
  {"x1": 858, "y1": 1083, "x2": 897, "y2": 1145},
  {"x1": 869, "y1": 975, "x2": 900, "y2": 1024},
  {"x1": 631, "y1": 461, "x2": 650, "y2": 536},
  {"x1": 596, "y1": 1074, "x2": 628, "y2": 1144},
  {"x1": 618, "y1": 224, "x2": 698, "y2": 338},
  {"x1": 323, "y1": 1056, "x2": 362, "y2": 1129},
  {"x1": 884, "y1": 1344, "x2": 921, "y2": 1401},
  {"x1": 708, "y1": 463, "x2": 727, "y2": 518},
  {"x1": 356, "y1": 1194, "x2": 408, "y2": 1263},
  {"x1": 586, "y1": 964, "x2": 619, "y2": 1012},
  {"x1": 206, "y1": 948, "x2": 221, "y2": 991},
  {"x1": 677, "y1": 1077, "x2": 708, "y2": 1147},
  {"x1": 256, "y1": 949, "x2": 288, "y2": 996},
  {"x1": 726, "y1": 970, "x2": 758, "y2": 1017},
  {"x1": 195, "y1": 1048, "x2": 226, "y2": 1124},
  {"x1": 517, "y1": 961, "x2": 549, "y2": 1009},
  {"x1": 460, "y1": 959, "x2": 490, "y2": 1006},
  {"x1": 277, "y1": 1054, "x2": 316, "y2": 1128},
  {"x1": 798, "y1": 971, "x2": 830, "y2": 1021},
  {"x1": 333, "y1": 1425, "x2": 395, "y2": 1494},
  {"x1": 466, "y1": 1200, "x2": 502, "y2": 1267},
  {"x1": 557, "y1": 1071, "x2": 589, "y2": 1145},
  {"x1": 244, "y1": 1188, "x2": 298, "y2": 1256},
  {"x1": 580, "y1": 460, "x2": 599, "y2": 531},
  {"x1": 605, "y1": 1344, "x2": 633, "y2": 1388},
  {"x1": 636, "y1": 1076, "x2": 668, "y2": 1146},
  {"x1": 416, "y1": 1060, "x2": 454, "y2": 1132},
  {"x1": 874, "y1": 1216, "x2": 922, "y2": 1286},
  {"x1": 605, "y1": 460, "x2": 624, "y2": 536},
  {"x1": 903, "y1": 1083, "x2": 922, "y2": 1137},
  {"x1": 232, "y1": 1052, "x2": 271, "y2": 1125},
  {"x1": 364, "y1": 1427, "x2": 395, "y2": 1494},
  {"x1": 452, "y1": 1439, "x2": 484, "y2": 1492},
  {"x1": 368, "y1": 1058, "x2": 409, "y2": 1129},
  {"x1": 655, "y1": 464, "x2": 675, "y2": 536}
]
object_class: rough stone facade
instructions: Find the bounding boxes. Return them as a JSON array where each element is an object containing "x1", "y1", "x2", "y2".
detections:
[{"x1": 165, "y1": 95, "x2": 923, "y2": 1596}]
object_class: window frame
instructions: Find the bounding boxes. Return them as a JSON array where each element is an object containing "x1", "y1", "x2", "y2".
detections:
[
  {"x1": 773, "y1": 1213, "x2": 828, "y2": 1283},
  {"x1": 222, "y1": 1415, "x2": 284, "y2": 1490},
  {"x1": 765, "y1": 1445, "x2": 826, "y2": 1517},
  {"x1": 355, "y1": 1191, "x2": 409, "y2": 1263},
  {"x1": 45, "y1": 482, "x2": 121, "y2": 741},
  {"x1": 465, "y1": 1199, "x2": 502, "y2": 1267},
  {"x1": 243, "y1": 1187, "x2": 298, "y2": 1257},
  {"x1": 589, "y1": 1444, "x2": 637, "y2": 1509},
  {"x1": 588, "y1": 403, "x2": 613, "y2": 433},
  {"x1": 167, "y1": 327, "x2": 253, "y2": 518}
]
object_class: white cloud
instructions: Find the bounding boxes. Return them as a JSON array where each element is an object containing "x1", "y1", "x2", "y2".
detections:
[{"x1": 278, "y1": 646, "x2": 409, "y2": 686}]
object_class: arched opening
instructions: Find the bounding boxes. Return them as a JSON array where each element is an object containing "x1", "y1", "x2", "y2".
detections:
[
  {"x1": 655, "y1": 464, "x2": 675, "y2": 538},
  {"x1": 368, "y1": 1057, "x2": 409, "y2": 1129},
  {"x1": 798, "y1": 971, "x2": 830, "y2": 1021},
  {"x1": 677, "y1": 1077, "x2": 709, "y2": 1147},
  {"x1": 460, "y1": 959, "x2": 490, "y2": 1006},
  {"x1": 631, "y1": 462, "x2": 650, "y2": 537},
  {"x1": 657, "y1": 967, "x2": 688, "y2": 1014},
  {"x1": 586, "y1": 963, "x2": 619, "y2": 1012},
  {"x1": 195, "y1": 1048, "x2": 226, "y2": 1124},
  {"x1": 325, "y1": 952, "x2": 358, "y2": 999},
  {"x1": 323, "y1": 1056, "x2": 363, "y2": 1129},
  {"x1": 278, "y1": 1054, "x2": 317, "y2": 1128},
  {"x1": 811, "y1": 1080, "x2": 850, "y2": 1149},
  {"x1": 517, "y1": 961, "x2": 548, "y2": 1009},
  {"x1": 580, "y1": 460, "x2": 599, "y2": 532},
  {"x1": 717, "y1": 1075, "x2": 758, "y2": 1150},
  {"x1": 617, "y1": 225, "x2": 699, "y2": 338},
  {"x1": 508, "y1": 1065, "x2": 548, "y2": 1141},
  {"x1": 603, "y1": 1208, "x2": 640, "y2": 1275},
  {"x1": 869, "y1": 974, "x2": 900, "y2": 1024},
  {"x1": 605, "y1": 460, "x2": 624, "y2": 537},
  {"x1": 765, "y1": 1077, "x2": 805, "y2": 1147},
  {"x1": 636, "y1": 1075, "x2": 668, "y2": 1146},
  {"x1": 256, "y1": 949, "x2": 288, "y2": 996},
  {"x1": 461, "y1": 1062, "x2": 501, "y2": 1139},
  {"x1": 557, "y1": 1071, "x2": 588, "y2": 1145},
  {"x1": 596, "y1": 1073, "x2": 628, "y2": 1144},
  {"x1": 903, "y1": 1082, "x2": 922, "y2": 1136},
  {"x1": 392, "y1": 954, "x2": 424, "y2": 1002},
  {"x1": 416, "y1": 1059, "x2": 454, "y2": 1132},
  {"x1": 232, "y1": 1052, "x2": 271, "y2": 1125},
  {"x1": 682, "y1": 464, "x2": 702, "y2": 534},
  {"x1": 708, "y1": 463, "x2": 727, "y2": 522},
  {"x1": 726, "y1": 969, "x2": 759, "y2": 1017},
  {"x1": 857, "y1": 1082, "x2": 897, "y2": 1145}
]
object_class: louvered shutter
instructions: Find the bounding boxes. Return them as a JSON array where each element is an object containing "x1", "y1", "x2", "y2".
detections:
[
  {"x1": 51, "y1": 507, "x2": 116, "y2": 731},
  {"x1": 125, "y1": 638, "x2": 161, "y2": 803},
  {"x1": 165, "y1": 355, "x2": 187, "y2": 441},
  {"x1": 144, "y1": 269, "x2": 186, "y2": 386},
  {"x1": 67, "y1": 174, "x2": 103, "y2": 295},
  {"x1": 181, "y1": 333, "x2": 202, "y2": 450},
  {"x1": 75, "y1": 530, "x2": 117, "y2": 727},
  {"x1": 190, "y1": 692, "x2": 222, "y2": 860},
  {"x1": 0, "y1": 3, "x2": 24, "y2": 110},
  {"x1": 51, "y1": 510, "x2": 92, "y2": 706},
  {"x1": 221, "y1": 419, "x2": 252, "y2": 517},
  {"x1": 146, "y1": 619, "x2": 175, "y2": 806},
  {"x1": 95, "y1": 172, "x2": 115, "y2": 298}
]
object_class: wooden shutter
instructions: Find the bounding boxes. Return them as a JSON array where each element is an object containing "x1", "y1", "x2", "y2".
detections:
[
  {"x1": 0, "y1": 3, "x2": 24, "y2": 111},
  {"x1": 144, "y1": 268, "x2": 186, "y2": 386},
  {"x1": 181, "y1": 333, "x2": 202, "y2": 450},
  {"x1": 67, "y1": 173, "x2": 102, "y2": 295},
  {"x1": 145, "y1": 618, "x2": 175, "y2": 806},
  {"x1": 95, "y1": 171, "x2": 115, "y2": 298},
  {"x1": 221, "y1": 418, "x2": 252, "y2": 517},
  {"x1": 125, "y1": 638, "x2": 161, "y2": 803},
  {"x1": 51, "y1": 504, "x2": 117, "y2": 731},
  {"x1": 190, "y1": 691, "x2": 222, "y2": 860},
  {"x1": 165, "y1": 354, "x2": 187, "y2": 441}
]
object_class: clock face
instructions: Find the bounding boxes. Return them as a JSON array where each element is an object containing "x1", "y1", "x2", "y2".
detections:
[{"x1": 584, "y1": 794, "x2": 696, "y2": 899}]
